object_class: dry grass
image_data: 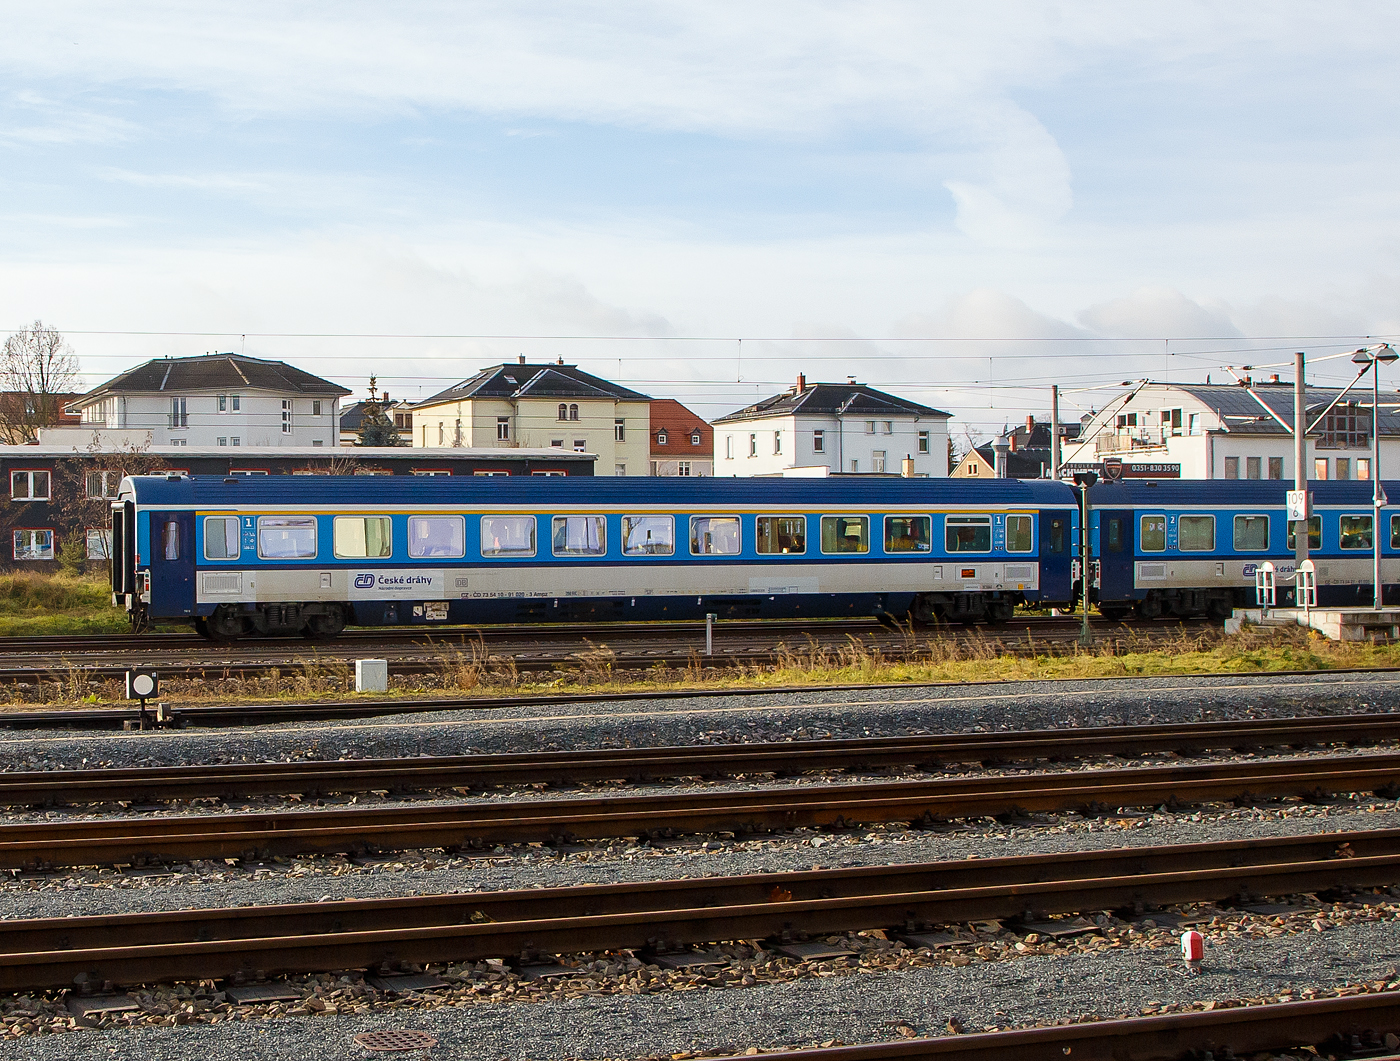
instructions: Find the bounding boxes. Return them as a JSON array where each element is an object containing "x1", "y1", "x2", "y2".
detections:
[
  {"x1": 0, "y1": 572, "x2": 128, "y2": 635},
  {"x1": 5, "y1": 619, "x2": 1399, "y2": 710}
]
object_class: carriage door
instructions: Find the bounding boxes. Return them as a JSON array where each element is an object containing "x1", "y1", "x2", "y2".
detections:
[
  {"x1": 148, "y1": 511, "x2": 194, "y2": 617},
  {"x1": 1038, "y1": 509, "x2": 1074, "y2": 602},
  {"x1": 1098, "y1": 509, "x2": 1135, "y2": 602}
]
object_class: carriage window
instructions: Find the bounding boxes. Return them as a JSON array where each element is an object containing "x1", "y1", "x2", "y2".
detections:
[
  {"x1": 1287, "y1": 516, "x2": 1321, "y2": 550},
  {"x1": 622, "y1": 515, "x2": 675, "y2": 556},
  {"x1": 1140, "y1": 515, "x2": 1166, "y2": 552},
  {"x1": 203, "y1": 516, "x2": 240, "y2": 560},
  {"x1": 1105, "y1": 518, "x2": 1123, "y2": 553},
  {"x1": 408, "y1": 515, "x2": 465, "y2": 559},
  {"x1": 1341, "y1": 514, "x2": 1373, "y2": 549},
  {"x1": 821, "y1": 515, "x2": 869, "y2": 554},
  {"x1": 1392, "y1": 514, "x2": 1400, "y2": 549},
  {"x1": 1178, "y1": 515, "x2": 1215, "y2": 552},
  {"x1": 1233, "y1": 515, "x2": 1269, "y2": 552},
  {"x1": 334, "y1": 516, "x2": 393, "y2": 558},
  {"x1": 553, "y1": 515, "x2": 607, "y2": 556},
  {"x1": 756, "y1": 516, "x2": 807, "y2": 555},
  {"x1": 883, "y1": 516, "x2": 930, "y2": 553},
  {"x1": 257, "y1": 516, "x2": 316, "y2": 559},
  {"x1": 690, "y1": 516, "x2": 741, "y2": 555},
  {"x1": 1005, "y1": 515, "x2": 1033, "y2": 553},
  {"x1": 480, "y1": 516, "x2": 536, "y2": 557},
  {"x1": 944, "y1": 515, "x2": 991, "y2": 553},
  {"x1": 163, "y1": 520, "x2": 180, "y2": 561},
  {"x1": 1047, "y1": 516, "x2": 1067, "y2": 555}
]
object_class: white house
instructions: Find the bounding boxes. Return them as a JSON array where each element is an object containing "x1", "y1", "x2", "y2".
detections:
[
  {"x1": 1061, "y1": 378, "x2": 1400, "y2": 480},
  {"x1": 712, "y1": 376, "x2": 951, "y2": 477},
  {"x1": 53, "y1": 353, "x2": 349, "y2": 449}
]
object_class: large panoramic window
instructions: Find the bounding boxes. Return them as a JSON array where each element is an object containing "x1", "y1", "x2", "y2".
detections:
[
  {"x1": 257, "y1": 516, "x2": 317, "y2": 559},
  {"x1": 408, "y1": 516, "x2": 465, "y2": 559},
  {"x1": 480, "y1": 516, "x2": 536, "y2": 557},
  {"x1": 1177, "y1": 515, "x2": 1215, "y2": 552},
  {"x1": 1233, "y1": 515, "x2": 1269, "y2": 552},
  {"x1": 883, "y1": 516, "x2": 930, "y2": 553},
  {"x1": 690, "y1": 516, "x2": 740, "y2": 555},
  {"x1": 334, "y1": 516, "x2": 393, "y2": 558},
  {"x1": 944, "y1": 515, "x2": 991, "y2": 553},
  {"x1": 821, "y1": 515, "x2": 869, "y2": 554},
  {"x1": 622, "y1": 515, "x2": 675, "y2": 556},
  {"x1": 552, "y1": 515, "x2": 607, "y2": 556},
  {"x1": 756, "y1": 516, "x2": 807, "y2": 555},
  {"x1": 1340, "y1": 515, "x2": 1373, "y2": 550}
]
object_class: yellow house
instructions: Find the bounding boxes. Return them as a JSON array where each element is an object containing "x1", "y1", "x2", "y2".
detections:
[{"x1": 410, "y1": 358, "x2": 651, "y2": 476}]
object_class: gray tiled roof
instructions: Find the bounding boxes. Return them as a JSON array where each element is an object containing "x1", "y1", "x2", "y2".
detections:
[
  {"x1": 416, "y1": 364, "x2": 650, "y2": 406},
  {"x1": 1171, "y1": 383, "x2": 1400, "y2": 437},
  {"x1": 713, "y1": 383, "x2": 949, "y2": 425},
  {"x1": 78, "y1": 354, "x2": 350, "y2": 403}
]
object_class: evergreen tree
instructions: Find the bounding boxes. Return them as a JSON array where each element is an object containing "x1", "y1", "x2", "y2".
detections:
[{"x1": 355, "y1": 376, "x2": 407, "y2": 447}]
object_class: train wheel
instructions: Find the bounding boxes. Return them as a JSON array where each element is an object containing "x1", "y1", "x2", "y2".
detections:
[
  {"x1": 193, "y1": 617, "x2": 212, "y2": 640},
  {"x1": 208, "y1": 605, "x2": 246, "y2": 641},
  {"x1": 985, "y1": 601, "x2": 1014, "y2": 625},
  {"x1": 304, "y1": 605, "x2": 346, "y2": 640}
]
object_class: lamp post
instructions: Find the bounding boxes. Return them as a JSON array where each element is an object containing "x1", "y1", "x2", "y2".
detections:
[
  {"x1": 1351, "y1": 344, "x2": 1398, "y2": 609},
  {"x1": 1073, "y1": 471, "x2": 1098, "y2": 646}
]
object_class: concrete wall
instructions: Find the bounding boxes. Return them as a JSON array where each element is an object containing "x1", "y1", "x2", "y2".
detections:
[
  {"x1": 75, "y1": 391, "x2": 339, "y2": 448},
  {"x1": 714, "y1": 415, "x2": 949, "y2": 477}
]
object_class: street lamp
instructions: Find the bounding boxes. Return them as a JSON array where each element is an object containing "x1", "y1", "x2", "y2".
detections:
[
  {"x1": 1073, "y1": 471, "x2": 1098, "y2": 646},
  {"x1": 1350, "y1": 344, "x2": 1398, "y2": 608}
]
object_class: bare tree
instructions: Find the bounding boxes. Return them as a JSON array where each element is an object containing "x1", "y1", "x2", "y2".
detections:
[{"x1": 0, "y1": 321, "x2": 82, "y2": 444}]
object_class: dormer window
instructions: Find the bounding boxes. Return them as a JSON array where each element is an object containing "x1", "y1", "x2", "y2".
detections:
[
  {"x1": 657, "y1": 430, "x2": 668, "y2": 445},
  {"x1": 691, "y1": 432, "x2": 700, "y2": 445}
]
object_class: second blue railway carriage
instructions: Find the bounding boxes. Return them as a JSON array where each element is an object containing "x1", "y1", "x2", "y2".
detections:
[
  {"x1": 1088, "y1": 479, "x2": 1400, "y2": 619},
  {"x1": 111, "y1": 474, "x2": 1081, "y2": 638}
]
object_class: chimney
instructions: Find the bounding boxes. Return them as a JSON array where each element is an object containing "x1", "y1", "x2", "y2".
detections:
[
  {"x1": 557, "y1": 356, "x2": 564, "y2": 365},
  {"x1": 1009, "y1": 433, "x2": 1018, "y2": 452},
  {"x1": 518, "y1": 355, "x2": 525, "y2": 364},
  {"x1": 796, "y1": 373, "x2": 806, "y2": 394},
  {"x1": 1026, "y1": 415, "x2": 1035, "y2": 435},
  {"x1": 1270, "y1": 374, "x2": 1280, "y2": 384},
  {"x1": 901, "y1": 456, "x2": 915, "y2": 477}
]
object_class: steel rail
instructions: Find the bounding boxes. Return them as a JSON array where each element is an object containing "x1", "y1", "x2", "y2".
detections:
[
  {"x1": 0, "y1": 830, "x2": 1393, "y2": 992},
  {"x1": 6, "y1": 753, "x2": 1400, "y2": 869},
  {"x1": 7, "y1": 712, "x2": 1400, "y2": 806},
  {"x1": 756, "y1": 993, "x2": 1400, "y2": 1061}
]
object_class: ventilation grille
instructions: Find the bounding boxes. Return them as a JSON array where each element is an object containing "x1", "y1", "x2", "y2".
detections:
[
  {"x1": 1003, "y1": 564, "x2": 1036, "y2": 581},
  {"x1": 200, "y1": 572, "x2": 243, "y2": 594},
  {"x1": 1138, "y1": 563, "x2": 1167, "y2": 579}
]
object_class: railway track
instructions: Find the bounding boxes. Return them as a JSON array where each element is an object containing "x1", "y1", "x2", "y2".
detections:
[
  {"x1": 8, "y1": 712, "x2": 1400, "y2": 805},
  {"x1": 0, "y1": 828, "x2": 1393, "y2": 994},
  {"x1": 9, "y1": 752, "x2": 1400, "y2": 870},
  {"x1": 0, "y1": 616, "x2": 1209, "y2": 687},
  {"x1": 761, "y1": 993, "x2": 1400, "y2": 1061}
]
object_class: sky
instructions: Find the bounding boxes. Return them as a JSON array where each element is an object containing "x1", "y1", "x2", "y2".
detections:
[{"x1": 2, "y1": 2, "x2": 1399, "y2": 437}]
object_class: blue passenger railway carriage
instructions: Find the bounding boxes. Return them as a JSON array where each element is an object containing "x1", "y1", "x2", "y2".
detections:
[
  {"x1": 1088, "y1": 479, "x2": 1400, "y2": 620},
  {"x1": 111, "y1": 475, "x2": 1080, "y2": 638}
]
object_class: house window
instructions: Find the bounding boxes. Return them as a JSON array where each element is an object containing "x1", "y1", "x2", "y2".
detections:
[
  {"x1": 394, "y1": 412, "x2": 412, "y2": 430},
  {"x1": 1359, "y1": 458, "x2": 1372, "y2": 480},
  {"x1": 573, "y1": 439, "x2": 587, "y2": 452},
  {"x1": 1337, "y1": 458, "x2": 1351, "y2": 480},
  {"x1": 1268, "y1": 457, "x2": 1284, "y2": 479},
  {"x1": 690, "y1": 432, "x2": 700, "y2": 445},
  {"x1": 218, "y1": 395, "x2": 227, "y2": 412},
  {"x1": 1224, "y1": 456, "x2": 1239, "y2": 479},
  {"x1": 657, "y1": 430, "x2": 668, "y2": 445},
  {"x1": 748, "y1": 434, "x2": 757, "y2": 457},
  {"x1": 1246, "y1": 456, "x2": 1261, "y2": 479},
  {"x1": 281, "y1": 399, "x2": 292, "y2": 434},
  {"x1": 615, "y1": 464, "x2": 626, "y2": 476},
  {"x1": 569, "y1": 404, "x2": 579, "y2": 421},
  {"x1": 864, "y1": 421, "x2": 875, "y2": 434},
  {"x1": 850, "y1": 459, "x2": 859, "y2": 472},
  {"x1": 812, "y1": 430, "x2": 824, "y2": 453},
  {"x1": 231, "y1": 437, "x2": 240, "y2": 447},
  {"x1": 966, "y1": 461, "x2": 979, "y2": 476},
  {"x1": 438, "y1": 423, "x2": 445, "y2": 445},
  {"x1": 217, "y1": 437, "x2": 227, "y2": 447},
  {"x1": 13, "y1": 529, "x2": 53, "y2": 560},
  {"x1": 918, "y1": 431, "x2": 930, "y2": 454},
  {"x1": 86, "y1": 470, "x2": 119, "y2": 499},
  {"x1": 497, "y1": 417, "x2": 511, "y2": 441},
  {"x1": 312, "y1": 400, "x2": 322, "y2": 416},
  {"x1": 312, "y1": 440, "x2": 323, "y2": 447},
  {"x1": 454, "y1": 419, "x2": 462, "y2": 445},
  {"x1": 725, "y1": 436, "x2": 734, "y2": 459},
  {"x1": 86, "y1": 528, "x2": 112, "y2": 560},
  {"x1": 677, "y1": 461, "x2": 691, "y2": 476},
  {"x1": 171, "y1": 439, "x2": 187, "y2": 447},
  {"x1": 558, "y1": 404, "x2": 569, "y2": 421},
  {"x1": 551, "y1": 439, "x2": 564, "y2": 448},
  {"x1": 10, "y1": 470, "x2": 50, "y2": 500},
  {"x1": 170, "y1": 397, "x2": 188, "y2": 428},
  {"x1": 614, "y1": 418, "x2": 625, "y2": 442},
  {"x1": 412, "y1": 469, "x2": 450, "y2": 476},
  {"x1": 650, "y1": 460, "x2": 658, "y2": 475},
  {"x1": 1314, "y1": 458, "x2": 1329, "y2": 479},
  {"x1": 231, "y1": 395, "x2": 241, "y2": 411},
  {"x1": 882, "y1": 421, "x2": 893, "y2": 434},
  {"x1": 872, "y1": 450, "x2": 886, "y2": 473},
  {"x1": 774, "y1": 431, "x2": 782, "y2": 454},
  {"x1": 1321, "y1": 403, "x2": 1369, "y2": 448}
]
